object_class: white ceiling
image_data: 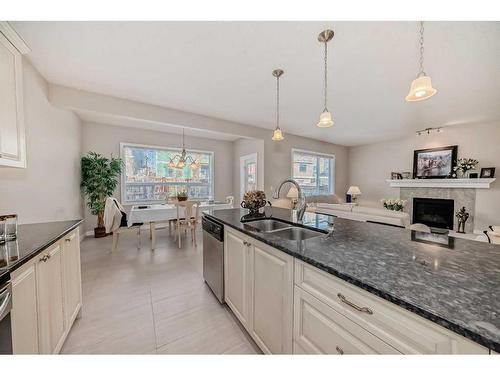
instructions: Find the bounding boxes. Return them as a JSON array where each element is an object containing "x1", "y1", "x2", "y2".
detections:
[{"x1": 12, "y1": 21, "x2": 500, "y2": 146}]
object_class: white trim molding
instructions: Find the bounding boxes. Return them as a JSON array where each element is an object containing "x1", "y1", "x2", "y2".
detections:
[
  {"x1": 0, "y1": 22, "x2": 30, "y2": 54},
  {"x1": 387, "y1": 178, "x2": 496, "y2": 189}
]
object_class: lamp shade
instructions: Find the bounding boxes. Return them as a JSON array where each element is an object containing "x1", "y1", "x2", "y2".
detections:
[
  {"x1": 287, "y1": 186, "x2": 299, "y2": 199},
  {"x1": 272, "y1": 128, "x2": 284, "y2": 141},
  {"x1": 405, "y1": 75, "x2": 437, "y2": 102},
  {"x1": 316, "y1": 110, "x2": 334, "y2": 128},
  {"x1": 347, "y1": 186, "x2": 361, "y2": 195}
]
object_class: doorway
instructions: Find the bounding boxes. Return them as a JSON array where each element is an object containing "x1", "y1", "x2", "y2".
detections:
[{"x1": 240, "y1": 153, "x2": 258, "y2": 202}]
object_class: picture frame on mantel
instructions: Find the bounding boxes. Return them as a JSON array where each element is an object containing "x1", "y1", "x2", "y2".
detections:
[{"x1": 413, "y1": 145, "x2": 458, "y2": 179}]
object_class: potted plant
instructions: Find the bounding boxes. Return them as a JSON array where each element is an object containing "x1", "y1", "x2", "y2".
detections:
[
  {"x1": 177, "y1": 190, "x2": 188, "y2": 202},
  {"x1": 81, "y1": 152, "x2": 123, "y2": 238}
]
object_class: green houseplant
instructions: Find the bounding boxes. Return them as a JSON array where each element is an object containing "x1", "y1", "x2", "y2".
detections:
[{"x1": 81, "y1": 152, "x2": 123, "y2": 238}]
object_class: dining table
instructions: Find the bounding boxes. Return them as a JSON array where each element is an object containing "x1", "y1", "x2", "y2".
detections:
[{"x1": 128, "y1": 201, "x2": 233, "y2": 249}]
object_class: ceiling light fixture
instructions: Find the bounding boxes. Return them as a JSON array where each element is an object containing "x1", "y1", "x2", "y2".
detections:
[
  {"x1": 406, "y1": 21, "x2": 437, "y2": 102},
  {"x1": 415, "y1": 127, "x2": 443, "y2": 136},
  {"x1": 272, "y1": 69, "x2": 284, "y2": 141},
  {"x1": 168, "y1": 128, "x2": 199, "y2": 169},
  {"x1": 317, "y1": 29, "x2": 334, "y2": 128}
]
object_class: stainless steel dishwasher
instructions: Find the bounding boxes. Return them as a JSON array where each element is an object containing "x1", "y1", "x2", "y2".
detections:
[
  {"x1": 0, "y1": 272, "x2": 13, "y2": 354},
  {"x1": 202, "y1": 215, "x2": 224, "y2": 303}
]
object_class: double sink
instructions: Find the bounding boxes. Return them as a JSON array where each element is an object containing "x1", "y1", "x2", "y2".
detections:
[{"x1": 243, "y1": 219, "x2": 324, "y2": 241}]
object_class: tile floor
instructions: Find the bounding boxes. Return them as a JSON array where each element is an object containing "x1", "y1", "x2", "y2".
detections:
[{"x1": 61, "y1": 226, "x2": 260, "y2": 354}]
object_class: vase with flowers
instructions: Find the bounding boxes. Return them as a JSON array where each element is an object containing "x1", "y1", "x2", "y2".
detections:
[
  {"x1": 452, "y1": 158, "x2": 479, "y2": 178},
  {"x1": 381, "y1": 198, "x2": 407, "y2": 212}
]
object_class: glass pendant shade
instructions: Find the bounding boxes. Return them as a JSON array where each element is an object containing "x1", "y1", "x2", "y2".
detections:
[
  {"x1": 272, "y1": 127, "x2": 284, "y2": 141},
  {"x1": 405, "y1": 75, "x2": 437, "y2": 102},
  {"x1": 316, "y1": 110, "x2": 334, "y2": 128}
]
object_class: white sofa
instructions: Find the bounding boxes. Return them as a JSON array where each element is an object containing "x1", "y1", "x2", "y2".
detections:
[{"x1": 307, "y1": 203, "x2": 410, "y2": 228}]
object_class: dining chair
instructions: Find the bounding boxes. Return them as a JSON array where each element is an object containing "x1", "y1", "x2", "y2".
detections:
[{"x1": 175, "y1": 200, "x2": 201, "y2": 248}]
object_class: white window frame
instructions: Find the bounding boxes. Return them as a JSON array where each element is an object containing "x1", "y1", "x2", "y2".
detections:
[
  {"x1": 120, "y1": 142, "x2": 215, "y2": 205},
  {"x1": 291, "y1": 148, "x2": 335, "y2": 195},
  {"x1": 240, "y1": 152, "x2": 258, "y2": 202}
]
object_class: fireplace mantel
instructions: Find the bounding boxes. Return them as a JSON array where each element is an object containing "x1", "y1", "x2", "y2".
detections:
[{"x1": 386, "y1": 178, "x2": 495, "y2": 189}]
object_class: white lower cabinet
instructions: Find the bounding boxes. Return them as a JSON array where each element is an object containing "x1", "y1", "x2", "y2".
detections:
[
  {"x1": 10, "y1": 227, "x2": 82, "y2": 354},
  {"x1": 250, "y1": 243, "x2": 293, "y2": 354},
  {"x1": 11, "y1": 259, "x2": 39, "y2": 354},
  {"x1": 36, "y1": 243, "x2": 66, "y2": 354},
  {"x1": 294, "y1": 287, "x2": 399, "y2": 354},
  {"x1": 224, "y1": 227, "x2": 293, "y2": 354}
]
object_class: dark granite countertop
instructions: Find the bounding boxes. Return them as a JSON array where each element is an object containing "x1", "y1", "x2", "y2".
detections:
[
  {"x1": 0, "y1": 220, "x2": 83, "y2": 275},
  {"x1": 205, "y1": 207, "x2": 500, "y2": 352}
]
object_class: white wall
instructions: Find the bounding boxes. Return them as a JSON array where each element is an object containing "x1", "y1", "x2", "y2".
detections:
[
  {"x1": 348, "y1": 122, "x2": 500, "y2": 230},
  {"x1": 0, "y1": 59, "x2": 82, "y2": 224},
  {"x1": 81, "y1": 121, "x2": 234, "y2": 231}
]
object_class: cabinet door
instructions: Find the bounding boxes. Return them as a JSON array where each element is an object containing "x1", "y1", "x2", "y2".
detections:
[
  {"x1": 36, "y1": 244, "x2": 66, "y2": 354},
  {"x1": 224, "y1": 230, "x2": 250, "y2": 328},
  {"x1": 294, "y1": 287, "x2": 399, "y2": 354},
  {"x1": 0, "y1": 32, "x2": 26, "y2": 168},
  {"x1": 11, "y1": 261, "x2": 39, "y2": 354},
  {"x1": 62, "y1": 228, "x2": 82, "y2": 327},
  {"x1": 250, "y1": 243, "x2": 293, "y2": 354}
]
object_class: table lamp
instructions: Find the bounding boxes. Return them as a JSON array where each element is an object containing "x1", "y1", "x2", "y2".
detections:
[{"x1": 347, "y1": 186, "x2": 362, "y2": 203}]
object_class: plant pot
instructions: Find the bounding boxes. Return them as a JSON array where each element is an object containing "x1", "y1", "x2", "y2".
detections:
[
  {"x1": 94, "y1": 227, "x2": 107, "y2": 238},
  {"x1": 177, "y1": 196, "x2": 188, "y2": 202}
]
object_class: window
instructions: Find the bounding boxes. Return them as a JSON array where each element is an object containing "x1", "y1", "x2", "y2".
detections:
[
  {"x1": 292, "y1": 149, "x2": 334, "y2": 196},
  {"x1": 121, "y1": 143, "x2": 214, "y2": 203}
]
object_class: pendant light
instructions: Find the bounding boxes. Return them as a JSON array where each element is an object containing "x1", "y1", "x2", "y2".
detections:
[
  {"x1": 406, "y1": 21, "x2": 437, "y2": 102},
  {"x1": 168, "y1": 128, "x2": 199, "y2": 169},
  {"x1": 272, "y1": 69, "x2": 285, "y2": 141},
  {"x1": 317, "y1": 29, "x2": 334, "y2": 128}
]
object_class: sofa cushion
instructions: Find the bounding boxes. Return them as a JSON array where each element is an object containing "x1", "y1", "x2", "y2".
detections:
[
  {"x1": 353, "y1": 206, "x2": 408, "y2": 218},
  {"x1": 306, "y1": 194, "x2": 341, "y2": 204},
  {"x1": 316, "y1": 203, "x2": 353, "y2": 212}
]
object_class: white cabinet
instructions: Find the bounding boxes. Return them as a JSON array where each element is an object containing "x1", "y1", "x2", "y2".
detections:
[
  {"x1": 62, "y1": 228, "x2": 83, "y2": 327},
  {"x1": 10, "y1": 227, "x2": 82, "y2": 354},
  {"x1": 224, "y1": 227, "x2": 293, "y2": 354},
  {"x1": 36, "y1": 243, "x2": 66, "y2": 354},
  {"x1": 224, "y1": 230, "x2": 250, "y2": 328},
  {"x1": 11, "y1": 259, "x2": 39, "y2": 354},
  {"x1": 0, "y1": 25, "x2": 27, "y2": 168},
  {"x1": 250, "y1": 243, "x2": 293, "y2": 354},
  {"x1": 294, "y1": 287, "x2": 399, "y2": 354}
]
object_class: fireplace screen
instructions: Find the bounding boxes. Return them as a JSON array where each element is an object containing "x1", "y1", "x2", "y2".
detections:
[{"x1": 413, "y1": 198, "x2": 454, "y2": 230}]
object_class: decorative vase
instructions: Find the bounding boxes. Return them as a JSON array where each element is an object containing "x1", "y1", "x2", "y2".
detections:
[
  {"x1": 241, "y1": 190, "x2": 269, "y2": 214},
  {"x1": 177, "y1": 196, "x2": 188, "y2": 202}
]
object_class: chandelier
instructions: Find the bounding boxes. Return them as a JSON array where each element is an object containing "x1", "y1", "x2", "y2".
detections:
[{"x1": 168, "y1": 129, "x2": 200, "y2": 169}]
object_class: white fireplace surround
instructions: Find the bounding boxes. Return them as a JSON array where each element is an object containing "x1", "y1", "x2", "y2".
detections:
[{"x1": 386, "y1": 178, "x2": 496, "y2": 189}]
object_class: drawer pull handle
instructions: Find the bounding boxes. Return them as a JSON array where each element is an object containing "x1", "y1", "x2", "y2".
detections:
[
  {"x1": 337, "y1": 293, "x2": 373, "y2": 315},
  {"x1": 39, "y1": 255, "x2": 48, "y2": 262},
  {"x1": 65, "y1": 238, "x2": 71, "y2": 242},
  {"x1": 336, "y1": 346, "x2": 344, "y2": 355}
]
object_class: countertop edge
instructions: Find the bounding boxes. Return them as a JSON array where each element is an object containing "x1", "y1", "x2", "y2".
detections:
[
  {"x1": 7, "y1": 219, "x2": 84, "y2": 274},
  {"x1": 207, "y1": 212, "x2": 499, "y2": 353}
]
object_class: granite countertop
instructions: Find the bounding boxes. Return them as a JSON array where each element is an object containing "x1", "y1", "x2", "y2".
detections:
[
  {"x1": 0, "y1": 219, "x2": 83, "y2": 275},
  {"x1": 205, "y1": 207, "x2": 500, "y2": 352}
]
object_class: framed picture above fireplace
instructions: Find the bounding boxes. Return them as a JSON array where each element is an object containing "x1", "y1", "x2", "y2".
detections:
[{"x1": 413, "y1": 145, "x2": 458, "y2": 179}]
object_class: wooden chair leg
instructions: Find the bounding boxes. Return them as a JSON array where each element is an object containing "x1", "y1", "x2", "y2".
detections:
[
  {"x1": 112, "y1": 232, "x2": 119, "y2": 252},
  {"x1": 193, "y1": 225, "x2": 197, "y2": 247},
  {"x1": 137, "y1": 227, "x2": 141, "y2": 250},
  {"x1": 178, "y1": 223, "x2": 182, "y2": 249}
]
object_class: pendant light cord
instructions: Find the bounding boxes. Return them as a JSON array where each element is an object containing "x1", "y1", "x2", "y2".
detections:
[
  {"x1": 419, "y1": 21, "x2": 426, "y2": 76},
  {"x1": 276, "y1": 74, "x2": 280, "y2": 130},
  {"x1": 323, "y1": 41, "x2": 328, "y2": 112}
]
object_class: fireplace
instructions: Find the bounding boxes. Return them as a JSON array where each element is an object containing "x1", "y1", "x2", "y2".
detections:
[{"x1": 413, "y1": 198, "x2": 454, "y2": 230}]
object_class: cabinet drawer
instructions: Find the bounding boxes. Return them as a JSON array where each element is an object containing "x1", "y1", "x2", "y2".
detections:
[
  {"x1": 294, "y1": 287, "x2": 400, "y2": 354},
  {"x1": 294, "y1": 260, "x2": 488, "y2": 354}
]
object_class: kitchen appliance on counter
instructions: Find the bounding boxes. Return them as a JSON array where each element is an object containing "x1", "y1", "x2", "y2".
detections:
[
  {"x1": 202, "y1": 215, "x2": 224, "y2": 303},
  {"x1": 0, "y1": 272, "x2": 13, "y2": 354}
]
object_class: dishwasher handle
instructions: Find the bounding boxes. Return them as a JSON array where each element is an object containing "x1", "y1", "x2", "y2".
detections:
[{"x1": 0, "y1": 283, "x2": 12, "y2": 321}]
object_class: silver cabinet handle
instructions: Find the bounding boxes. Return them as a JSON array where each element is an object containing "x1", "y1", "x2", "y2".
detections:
[
  {"x1": 336, "y1": 346, "x2": 344, "y2": 355},
  {"x1": 243, "y1": 240, "x2": 251, "y2": 247},
  {"x1": 337, "y1": 293, "x2": 373, "y2": 315},
  {"x1": 39, "y1": 255, "x2": 47, "y2": 262},
  {"x1": 65, "y1": 238, "x2": 71, "y2": 242}
]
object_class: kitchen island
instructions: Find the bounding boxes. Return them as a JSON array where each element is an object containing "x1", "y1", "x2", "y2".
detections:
[{"x1": 204, "y1": 207, "x2": 500, "y2": 354}]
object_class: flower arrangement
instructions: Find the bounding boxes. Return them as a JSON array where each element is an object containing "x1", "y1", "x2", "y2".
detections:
[
  {"x1": 452, "y1": 158, "x2": 478, "y2": 178},
  {"x1": 381, "y1": 198, "x2": 407, "y2": 212},
  {"x1": 177, "y1": 190, "x2": 188, "y2": 201}
]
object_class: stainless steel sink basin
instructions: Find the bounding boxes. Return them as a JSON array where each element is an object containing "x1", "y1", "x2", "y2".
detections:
[
  {"x1": 244, "y1": 219, "x2": 292, "y2": 232},
  {"x1": 272, "y1": 227, "x2": 323, "y2": 241}
]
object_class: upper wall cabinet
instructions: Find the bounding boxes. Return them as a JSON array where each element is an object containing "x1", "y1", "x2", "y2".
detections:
[{"x1": 0, "y1": 22, "x2": 29, "y2": 168}]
